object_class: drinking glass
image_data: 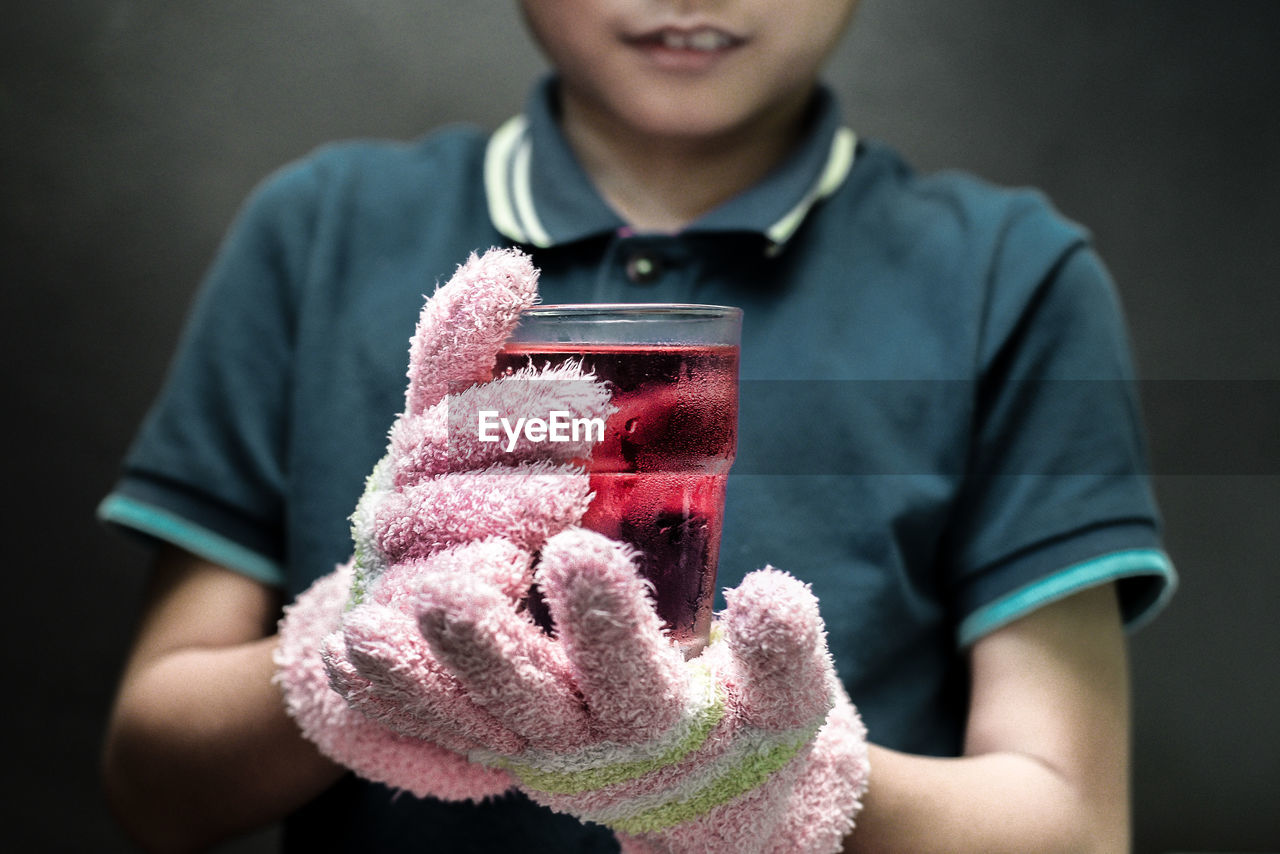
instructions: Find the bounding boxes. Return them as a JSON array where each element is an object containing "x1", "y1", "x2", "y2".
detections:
[{"x1": 495, "y1": 304, "x2": 742, "y2": 657}]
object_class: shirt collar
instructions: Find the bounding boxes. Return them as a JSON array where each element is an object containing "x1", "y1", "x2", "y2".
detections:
[{"x1": 484, "y1": 76, "x2": 857, "y2": 250}]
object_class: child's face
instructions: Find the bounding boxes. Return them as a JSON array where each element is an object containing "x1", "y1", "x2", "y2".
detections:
[{"x1": 519, "y1": 0, "x2": 858, "y2": 143}]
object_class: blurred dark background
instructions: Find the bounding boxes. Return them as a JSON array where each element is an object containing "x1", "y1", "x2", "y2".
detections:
[{"x1": 3, "y1": 1, "x2": 1277, "y2": 851}]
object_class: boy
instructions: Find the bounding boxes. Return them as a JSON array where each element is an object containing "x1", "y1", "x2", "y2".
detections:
[{"x1": 100, "y1": 1, "x2": 1175, "y2": 851}]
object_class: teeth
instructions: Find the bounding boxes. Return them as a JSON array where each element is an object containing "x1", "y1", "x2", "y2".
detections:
[
  {"x1": 659, "y1": 29, "x2": 730, "y2": 51},
  {"x1": 688, "y1": 30, "x2": 729, "y2": 50}
]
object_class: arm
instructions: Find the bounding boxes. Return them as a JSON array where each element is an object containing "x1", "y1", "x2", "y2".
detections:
[
  {"x1": 844, "y1": 582, "x2": 1129, "y2": 854},
  {"x1": 102, "y1": 545, "x2": 343, "y2": 853}
]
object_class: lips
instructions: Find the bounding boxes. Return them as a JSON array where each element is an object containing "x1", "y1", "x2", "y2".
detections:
[
  {"x1": 650, "y1": 27, "x2": 739, "y2": 51},
  {"x1": 623, "y1": 25, "x2": 746, "y2": 70}
]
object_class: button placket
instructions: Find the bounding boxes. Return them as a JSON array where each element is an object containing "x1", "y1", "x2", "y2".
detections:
[{"x1": 625, "y1": 250, "x2": 664, "y2": 284}]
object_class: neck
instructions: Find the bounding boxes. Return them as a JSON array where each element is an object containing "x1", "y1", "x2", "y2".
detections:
[{"x1": 559, "y1": 91, "x2": 814, "y2": 233}]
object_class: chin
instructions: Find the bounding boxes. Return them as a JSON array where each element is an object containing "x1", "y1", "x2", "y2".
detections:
[{"x1": 616, "y1": 91, "x2": 769, "y2": 144}]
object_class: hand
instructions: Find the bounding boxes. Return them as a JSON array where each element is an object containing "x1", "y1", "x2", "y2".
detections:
[
  {"x1": 391, "y1": 527, "x2": 870, "y2": 853},
  {"x1": 274, "y1": 247, "x2": 612, "y2": 800}
]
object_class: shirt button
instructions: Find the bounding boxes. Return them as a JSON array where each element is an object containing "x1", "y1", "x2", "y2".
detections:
[{"x1": 625, "y1": 252, "x2": 663, "y2": 284}]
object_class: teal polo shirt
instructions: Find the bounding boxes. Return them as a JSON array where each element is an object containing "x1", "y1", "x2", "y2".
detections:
[{"x1": 100, "y1": 77, "x2": 1175, "y2": 852}]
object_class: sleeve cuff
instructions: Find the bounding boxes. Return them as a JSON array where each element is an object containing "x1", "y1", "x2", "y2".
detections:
[
  {"x1": 97, "y1": 493, "x2": 286, "y2": 587},
  {"x1": 957, "y1": 547, "x2": 1177, "y2": 647}
]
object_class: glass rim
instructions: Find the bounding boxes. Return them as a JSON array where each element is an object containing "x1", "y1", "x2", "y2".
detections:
[{"x1": 519, "y1": 303, "x2": 742, "y2": 320}]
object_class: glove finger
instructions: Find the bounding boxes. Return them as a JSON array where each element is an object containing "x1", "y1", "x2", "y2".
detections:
[
  {"x1": 405, "y1": 248, "x2": 539, "y2": 415},
  {"x1": 375, "y1": 461, "x2": 592, "y2": 565},
  {"x1": 417, "y1": 574, "x2": 590, "y2": 751},
  {"x1": 334, "y1": 604, "x2": 526, "y2": 755},
  {"x1": 324, "y1": 627, "x2": 447, "y2": 743},
  {"x1": 306, "y1": 644, "x2": 516, "y2": 802},
  {"x1": 370, "y1": 539, "x2": 534, "y2": 607},
  {"x1": 273, "y1": 565, "x2": 514, "y2": 802},
  {"x1": 536, "y1": 528, "x2": 686, "y2": 743},
  {"x1": 388, "y1": 362, "x2": 614, "y2": 487},
  {"x1": 275, "y1": 562, "x2": 357, "y2": 720},
  {"x1": 722, "y1": 567, "x2": 833, "y2": 730}
]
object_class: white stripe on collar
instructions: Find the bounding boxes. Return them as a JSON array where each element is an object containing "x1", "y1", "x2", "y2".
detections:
[
  {"x1": 764, "y1": 126, "x2": 857, "y2": 250},
  {"x1": 484, "y1": 115, "x2": 553, "y2": 248}
]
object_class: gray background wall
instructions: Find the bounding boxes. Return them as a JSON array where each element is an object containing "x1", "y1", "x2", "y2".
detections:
[{"x1": 4, "y1": 1, "x2": 1277, "y2": 851}]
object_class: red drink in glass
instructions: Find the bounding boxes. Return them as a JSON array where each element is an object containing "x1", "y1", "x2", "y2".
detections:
[{"x1": 496, "y1": 306, "x2": 740, "y2": 656}]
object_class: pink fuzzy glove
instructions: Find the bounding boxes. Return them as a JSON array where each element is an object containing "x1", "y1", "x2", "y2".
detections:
[
  {"x1": 380, "y1": 528, "x2": 872, "y2": 853},
  {"x1": 276, "y1": 247, "x2": 870, "y2": 851},
  {"x1": 273, "y1": 247, "x2": 613, "y2": 801}
]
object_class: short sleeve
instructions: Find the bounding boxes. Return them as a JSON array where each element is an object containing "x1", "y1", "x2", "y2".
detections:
[
  {"x1": 944, "y1": 226, "x2": 1177, "y2": 647},
  {"x1": 97, "y1": 159, "x2": 322, "y2": 586}
]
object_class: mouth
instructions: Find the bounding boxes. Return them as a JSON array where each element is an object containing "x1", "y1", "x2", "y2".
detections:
[{"x1": 622, "y1": 26, "x2": 746, "y2": 69}]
